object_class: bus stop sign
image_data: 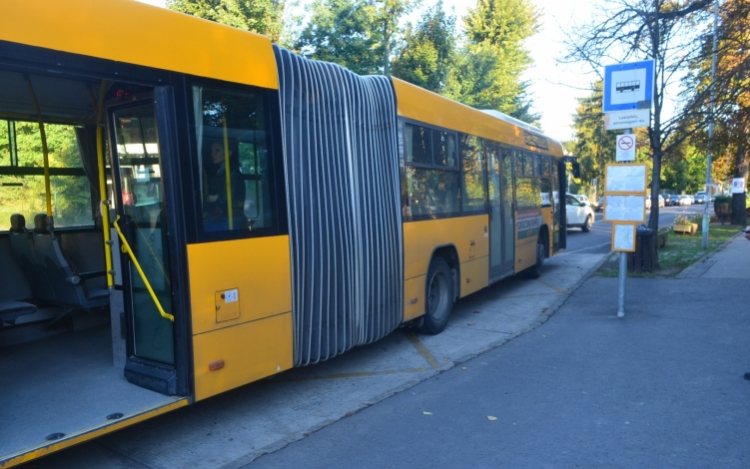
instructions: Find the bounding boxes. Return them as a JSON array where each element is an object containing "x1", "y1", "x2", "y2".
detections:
[{"x1": 603, "y1": 60, "x2": 655, "y2": 112}]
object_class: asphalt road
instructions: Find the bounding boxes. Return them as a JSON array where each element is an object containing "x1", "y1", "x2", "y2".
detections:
[
  {"x1": 565, "y1": 204, "x2": 707, "y2": 255},
  {"x1": 248, "y1": 275, "x2": 750, "y2": 469}
]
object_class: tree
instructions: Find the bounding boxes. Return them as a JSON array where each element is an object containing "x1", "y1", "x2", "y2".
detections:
[
  {"x1": 565, "y1": 0, "x2": 712, "y2": 233},
  {"x1": 571, "y1": 81, "x2": 616, "y2": 198},
  {"x1": 688, "y1": 0, "x2": 750, "y2": 225},
  {"x1": 452, "y1": 0, "x2": 539, "y2": 124},
  {"x1": 166, "y1": 0, "x2": 286, "y2": 43},
  {"x1": 294, "y1": 0, "x2": 414, "y2": 75},
  {"x1": 391, "y1": 1, "x2": 456, "y2": 94}
]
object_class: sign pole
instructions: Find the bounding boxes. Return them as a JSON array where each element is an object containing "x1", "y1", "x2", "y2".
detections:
[
  {"x1": 616, "y1": 128, "x2": 633, "y2": 318},
  {"x1": 702, "y1": 0, "x2": 719, "y2": 249}
]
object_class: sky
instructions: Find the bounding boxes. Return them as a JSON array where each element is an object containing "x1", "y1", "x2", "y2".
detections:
[{"x1": 135, "y1": 0, "x2": 597, "y2": 143}]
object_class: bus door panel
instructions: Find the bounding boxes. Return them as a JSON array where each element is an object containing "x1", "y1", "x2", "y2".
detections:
[
  {"x1": 557, "y1": 159, "x2": 567, "y2": 250},
  {"x1": 500, "y1": 149, "x2": 515, "y2": 275},
  {"x1": 109, "y1": 99, "x2": 176, "y2": 371},
  {"x1": 487, "y1": 145, "x2": 515, "y2": 281}
]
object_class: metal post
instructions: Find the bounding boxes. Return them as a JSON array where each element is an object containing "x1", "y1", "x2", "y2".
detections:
[
  {"x1": 617, "y1": 128, "x2": 634, "y2": 319},
  {"x1": 702, "y1": 0, "x2": 719, "y2": 248},
  {"x1": 617, "y1": 252, "x2": 627, "y2": 318}
]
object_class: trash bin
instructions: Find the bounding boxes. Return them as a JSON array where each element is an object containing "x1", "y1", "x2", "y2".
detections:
[{"x1": 627, "y1": 225, "x2": 656, "y2": 272}]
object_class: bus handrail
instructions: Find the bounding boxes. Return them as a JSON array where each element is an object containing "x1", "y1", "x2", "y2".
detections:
[{"x1": 112, "y1": 215, "x2": 175, "y2": 322}]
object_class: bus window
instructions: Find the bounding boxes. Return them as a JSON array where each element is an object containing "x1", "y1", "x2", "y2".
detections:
[
  {"x1": 516, "y1": 177, "x2": 541, "y2": 210},
  {"x1": 405, "y1": 124, "x2": 432, "y2": 165},
  {"x1": 406, "y1": 167, "x2": 460, "y2": 218},
  {"x1": 523, "y1": 152, "x2": 534, "y2": 176},
  {"x1": 0, "y1": 119, "x2": 94, "y2": 230},
  {"x1": 542, "y1": 156, "x2": 551, "y2": 178},
  {"x1": 460, "y1": 134, "x2": 485, "y2": 213},
  {"x1": 193, "y1": 86, "x2": 278, "y2": 236},
  {"x1": 433, "y1": 130, "x2": 457, "y2": 167}
]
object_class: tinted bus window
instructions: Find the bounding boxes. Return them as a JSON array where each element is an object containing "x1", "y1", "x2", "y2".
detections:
[
  {"x1": 193, "y1": 86, "x2": 279, "y2": 236},
  {"x1": 406, "y1": 167, "x2": 460, "y2": 218},
  {"x1": 433, "y1": 130, "x2": 457, "y2": 167},
  {"x1": 516, "y1": 177, "x2": 541, "y2": 210},
  {"x1": 461, "y1": 135, "x2": 485, "y2": 212},
  {"x1": 405, "y1": 124, "x2": 432, "y2": 165}
]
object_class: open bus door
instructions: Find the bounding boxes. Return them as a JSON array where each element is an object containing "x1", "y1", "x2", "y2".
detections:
[
  {"x1": 108, "y1": 91, "x2": 179, "y2": 395},
  {"x1": 0, "y1": 68, "x2": 189, "y2": 467}
]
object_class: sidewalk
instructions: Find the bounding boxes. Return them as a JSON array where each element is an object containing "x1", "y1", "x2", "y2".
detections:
[{"x1": 678, "y1": 232, "x2": 750, "y2": 279}]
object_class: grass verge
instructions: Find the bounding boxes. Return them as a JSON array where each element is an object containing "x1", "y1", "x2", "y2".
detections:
[{"x1": 598, "y1": 225, "x2": 741, "y2": 278}]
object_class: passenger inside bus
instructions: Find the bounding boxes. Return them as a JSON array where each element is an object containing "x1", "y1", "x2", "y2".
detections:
[{"x1": 203, "y1": 139, "x2": 247, "y2": 231}]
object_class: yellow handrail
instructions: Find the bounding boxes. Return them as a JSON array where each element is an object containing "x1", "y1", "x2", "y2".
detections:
[
  {"x1": 94, "y1": 80, "x2": 114, "y2": 289},
  {"x1": 222, "y1": 117, "x2": 233, "y2": 230},
  {"x1": 113, "y1": 216, "x2": 174, "y2": 322},
  {"x1": 24, "y1": 75, "x2": 52, "y2": 218}
]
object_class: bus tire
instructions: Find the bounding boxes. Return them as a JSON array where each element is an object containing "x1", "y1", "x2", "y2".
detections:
[
  {"x1": 418, "y1": 257, "x2": 454, "y2": 335},
  {"x1": 524, "y1": 240, "x2": 545, "y2": 279}
]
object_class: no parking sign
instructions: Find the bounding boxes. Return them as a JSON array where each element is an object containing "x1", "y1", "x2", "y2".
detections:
[{"x1": 616, "y1": 134, "x2": 636, "y2": 162}]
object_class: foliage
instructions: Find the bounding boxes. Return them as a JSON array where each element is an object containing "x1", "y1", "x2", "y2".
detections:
[
  {"x1": 686, "y1": 0, "x2": 750, "y2": 198},
  {"x1": 570, "y1": 81, "x2": 615, "y2": 194},
  {"x1": 294, "y1": 0, "x2": 414, "y2": 75},
  {"x1": 445, "y1": 0, "x2": 540, "y2": 124},
  {"x1": 673, "y1": 214, "x2": 692, "y2": 225},
  {"x1": 391, "y1": 1, "x2": 456, "y2": 94},
  {"x1": 0, "y1": 121, "x2": 92, "y2": 230},
  {"x1": 660, "y1": 140, "x2": 707, "y2": 193},
  {"x1": 166, "y1": 0, "x2": 286, "y2": 43}
]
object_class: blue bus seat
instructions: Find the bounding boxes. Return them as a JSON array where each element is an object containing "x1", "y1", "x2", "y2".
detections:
[
  {"x1": 8, "y1": 214, "x2": 57, "y2": 304},
  {"x1": 0, "y1": 299, "x2": 37, "y2": 326},
  {"x1": 31, "y1": 214, "x2": 109, "y2": 311}
]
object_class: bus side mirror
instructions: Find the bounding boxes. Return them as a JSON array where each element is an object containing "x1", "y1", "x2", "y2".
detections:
[{"x1": 572, "y1": 162, "x2": 581, "y2": 179}]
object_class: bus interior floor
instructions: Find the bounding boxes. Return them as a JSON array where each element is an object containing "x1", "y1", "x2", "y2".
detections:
[{"x1": 0, "y1": 322, "x2": 176, "y2": 457}]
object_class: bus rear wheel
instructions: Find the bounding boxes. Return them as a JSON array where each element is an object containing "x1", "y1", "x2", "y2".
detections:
[
  {"x1": 524, "y1": 240, "x2": 545, "y2": 279},
  {"x1": 418, "y1": 257, "x2": 454, "y2": 335}
]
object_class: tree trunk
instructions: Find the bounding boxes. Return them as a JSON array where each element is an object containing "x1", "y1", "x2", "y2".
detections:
[{"x1": 731, "y1": 141, "x2": 749, "y2": 226}]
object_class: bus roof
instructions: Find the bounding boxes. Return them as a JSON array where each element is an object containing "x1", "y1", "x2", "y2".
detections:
[
  {"x1": 1, "y1": 0, "x2": 278, "y2": 90},
  {"x1": 391, "y1": 78, "x2": 563, "y2": 156}
]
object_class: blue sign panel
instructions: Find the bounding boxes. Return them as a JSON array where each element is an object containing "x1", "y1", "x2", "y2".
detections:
[{"x1": 603, "y1": 60, "x2": 655, "y2": 112}]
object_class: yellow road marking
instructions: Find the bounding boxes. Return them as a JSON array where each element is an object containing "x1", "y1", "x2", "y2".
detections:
[
  {"x1": 403, "y1": 332, "x2": 441, "y2": 369},
  {"x1": 535, "y1": 279, "x2": 566, "y2": 293}
]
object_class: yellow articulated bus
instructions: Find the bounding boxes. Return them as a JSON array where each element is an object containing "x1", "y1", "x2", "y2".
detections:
[{"x1": 0, "y1": 0, "x2": 573, "y2": 465}]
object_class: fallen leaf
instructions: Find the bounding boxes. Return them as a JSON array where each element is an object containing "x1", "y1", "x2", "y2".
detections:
[
  {"x1": 473, "y1": 311, "x2": 481, "y2": 314},
  {"x1": 487, "y1": 416, "x2": 498, "y2": 421},
  {"x1": 467, "y1": 323, "x2": 475, "y2": 326},
  {"x1": 462, "y1": 367, "x2": 467, "y2": 370},
  {"x1": 423, "y1": 411, "x2": 433, "y2": 415}
]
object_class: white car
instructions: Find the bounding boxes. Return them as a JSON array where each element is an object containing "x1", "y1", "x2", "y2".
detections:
[
  {"x1": 566, "y1": 194, "x2": 595, "y2": 232},
  {"x1": 569, "y1": 193, "x2": 591, "y2": 206}
]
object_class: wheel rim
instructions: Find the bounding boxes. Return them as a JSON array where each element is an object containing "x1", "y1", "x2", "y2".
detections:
[
  {"x1": 586, "y1": 216, "x2": 592, "y2": 230},
  {"x1": 427, "y1": 271, "x2": 449, "y2": 321}
]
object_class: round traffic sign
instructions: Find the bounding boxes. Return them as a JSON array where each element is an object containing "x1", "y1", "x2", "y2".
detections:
[{"x1": 618, "y1": 135, "x2": 634, "y2": 151}]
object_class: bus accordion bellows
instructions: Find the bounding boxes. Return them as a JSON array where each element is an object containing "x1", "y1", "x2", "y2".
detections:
[{"x1": 0, "y1": 0, "x2": 572, "y2": 465}]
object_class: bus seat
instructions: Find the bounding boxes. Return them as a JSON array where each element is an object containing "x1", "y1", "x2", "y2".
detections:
[
  {"x1": 31, "y1": 214, "x2": 109, "y2": 311},
  {"x1": 0, "y1": 299, "x2": 37, "y2": 326},
  {"x1": 8, "y1": 214, "x2": 57, "y2": 304}
]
